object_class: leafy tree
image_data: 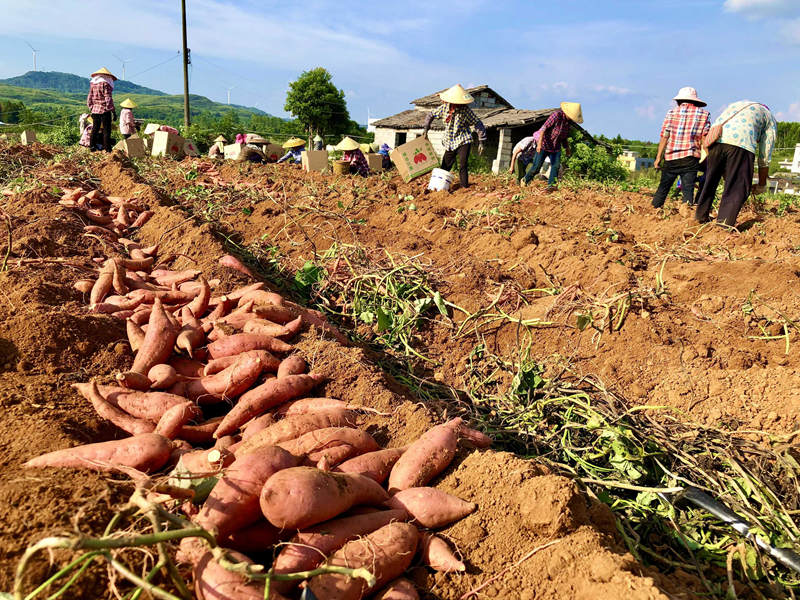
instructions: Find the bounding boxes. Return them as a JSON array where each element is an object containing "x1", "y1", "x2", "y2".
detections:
[{"x1": 284, "y1": 68, "x2": 350, "y2": 139}]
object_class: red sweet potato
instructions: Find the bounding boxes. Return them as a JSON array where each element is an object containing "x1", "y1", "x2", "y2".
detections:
[
  {"x1": 78, "y1": 380, "x2": 154, "y2": 435},
  {"x1": 153, "y1": 269, "x2": 201, "y2": 287},
  {"x1": 235, "y1": 409, "x2": 356, "y2": 455},
  {"x1": 203, "y1": 349, "x2": 280, "y2": 377},
  {"x1": 260, "y1": 467, "x2": 390, "y2": 529},
  {"x1": 206, "y1": 333, "x2": 292, "y2": 359},
  {"x1": 219, "y1": 520, "x2": 284, "y2": 553},
  {"x1": 73, "y1": 383, "x2": 189, "y2": 422},
  {"x1": 24, "y1": 433, "x2": 171, "y2": 473},
  {"x1": 237, "y1": 289, "x2": 284, "y2": 308},
  {"x1": 196, "y1": 446, "x2": 297, "y2": 538},
  {"x1": 155, "y1": 401, "x2": 201, "y2": 439},
  {"x1": 193, "y1": 550, "x2": 288, "y2": 600},
  {"x1": 241, "y1": 318, "x2": 286, "y2": 338},
  {"x1": 176, "y1": 417, "x2": 224, "y2": 444},
  {"x1": 388, "y1": 418, "x2": 461, "y2": 492},
  {"x1": 170, "y1": 356, "x2": 206, "y2": 378},
  {"x1": 420, "y1": 533, "x2": 465, "y2": 573},
  {"x1": 273, "y1": 397, "x2": 348, "y2": 417},
  {"x1": 275, "y1": 427, "x2": 379, "y2": 461},
  {"x1": 214, "y1": 373, "x2": 325, "y2": 438},
  {"x1": 240, "y1": 412, "x2": 275, "y2": 440},
  {"x1": 129, "y1": 308, "x2": 151, "y2": 325},
  {"x1": 307, "y1": 522, "x2": 419, "y2": 600},
  {"x1": 131, "y1": 298, "x2": 180, "y2": 375},
  {"x1": 335, "y1": 448, "x2": 405, "y2": 484},
  {"x1": 374, "y1": 578, "x2": 420, "y2": 600},
  {"x1": 111, "y1": 259, "x2": 128, "y2": 295},
  {"x1": 219, "y1": 254, "x2": 255, "y2": 277},
  {"x1": 89, "y1": 260, "x2": 114, "y2": 306},
  {"x1": 271, "y1": 509, "x2": 408, "y2": 591},
  {"x1": 148, "y1": 364, "x2": 179, "y2": 389},
  {"x1": 459, "y1": 425, "x2": 492, "y2": 448},
  {"x1": 115, "y1": 370, "x2": 152, "y2": 391},
  {"x1": 208, "y1": 283, "x2": 264, "y2": 307},
  {"x1": 185, "y1": 275, "x2": 210, "y2": 320},
  {"x1": 179, "y1": 446, "x2": 234, "y2": 477},
  {"x1": 176, "y1": 308, "x2": 205, "y2": 357},
  {"x1": 130, "y1": 210, "x2": 154, "y2": 229},
  {"x1": 180, "y1": 352, "x2": 264, "y2": 404},
  {"x1": 118, "y1": 256, "x2": 154, "y2": 271},
  {"x1": 284, "y1": 300, "x2": 350, "y2": 346},
  {"x1": 126, "y1": 319, "x2": 145, "y2": 353},
  {"x1": 251, "y1": 303, "x2": 296, "y2": 325},
  {"x1": 277, "y1": 354, "x2": 306, "y2": 378},
  {"x1": 73, "y1": 279, "x2": 95, "y2": 294},
  {"x1": 386, "y1": 487, "x2": 476, "y2": 528}
]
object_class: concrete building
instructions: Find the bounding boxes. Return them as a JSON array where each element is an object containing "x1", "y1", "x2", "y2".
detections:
[
  {"x1": 371, "y1": 85, "x2": 598, "y2": 174},
  {"x1": 792, "y1": 143, "x2": 800, "y2": 174},
  {"x1": 618, "y1": 150, "x2": 655, "y2": 172}
]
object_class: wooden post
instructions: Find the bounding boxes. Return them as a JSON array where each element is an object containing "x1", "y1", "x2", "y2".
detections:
[{"x1": 181, "y1": 0, "x2": 191, "y2": 127}]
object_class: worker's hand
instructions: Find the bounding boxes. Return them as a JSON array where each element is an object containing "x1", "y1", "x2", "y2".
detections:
[
  {"x1": 422, "y1": 131, "x2": 428, "y2": 140},
  {"x1": 654, "y1": 158, "x2": 661, "y2": 170},
  {"x1": 477, "y1": 143, "x2": 484, "y2": 155},
  {"x1": 508, "y1": 165, "x2": 514, "y2": 174}
]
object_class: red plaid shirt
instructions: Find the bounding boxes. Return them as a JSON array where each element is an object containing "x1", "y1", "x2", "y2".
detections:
[
  {"x1": 537, "y1": 109, "x2": 571, "y2": 153},
  {"x1": 87, "y1": 81, "x2": 114, "y2": 114},
  {"x1": 344, "y1": 150, "x2": 370, "y2": 177},
  {"x1": 660, "y1": 104, "x2": 710, "y2": 160}
]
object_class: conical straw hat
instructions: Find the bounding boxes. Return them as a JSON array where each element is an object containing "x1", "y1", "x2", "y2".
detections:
[
  {"x1": 359, "y1": 143, "x2": 371, "y2": 154},
  {"x1": 120, "y1": 98, "x2": 137, "y2": 109},
  {"x1": 214, "y1": 135, "x2": 227, "y2": 143},
  {"x1": 560, "y1": 102, "x2": 583, "y2": 124},
  {"x1": 245, "y1": 133, "x2": 268, "y2": 144},
  {"x1": 335, "y1": 136, "x2": 360, "y2": 151},
  {"x1": 91, "y1": 67, "x2": 117, "y2": 80},
  {"x1": 282, "y1": 137, "x2": 306, "y2": 149},
  {"x1": 439, "y1": 84, "x2": 473, "y2": 105}
]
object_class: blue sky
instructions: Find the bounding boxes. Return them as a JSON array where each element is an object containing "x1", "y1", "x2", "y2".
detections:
[{"x1": 0, "y1": 0, "x2": 798, "y2": 141}]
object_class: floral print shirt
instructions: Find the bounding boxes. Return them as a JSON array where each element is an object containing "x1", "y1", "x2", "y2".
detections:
[{"x1": 716, "y1": 101, "x2": 777, "y2": 168}]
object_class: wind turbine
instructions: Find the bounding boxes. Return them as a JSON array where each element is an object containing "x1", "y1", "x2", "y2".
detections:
[
  {"x1": 227, "y1": 86, "x2": 236, "y2": 105},
  {"x1": 112, "y1": 53, "x2": 134, "y2": 80},
  {"x1": 24, "y1": 41, "x2": 38, "y2": 72}
]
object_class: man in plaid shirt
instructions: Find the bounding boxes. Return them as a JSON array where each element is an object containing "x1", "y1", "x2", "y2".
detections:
[
  {"x1": 86, "y1": 67, "x2": 117, "y2": 152},
  {"x1": 651, "y1": 87, "x2": 710, "y2": 208}
]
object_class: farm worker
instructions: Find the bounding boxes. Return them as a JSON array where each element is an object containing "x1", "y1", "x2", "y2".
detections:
[
  {"x1": 78, "y1": 114, "x2": 93, "y2": 148},
  {"x1": 208, "y1": 135, "x2": 226, "y2": 159},
  {"x1": 336, "y1": 136, "x2": 370, "y2": 176},
  {"x1": 86, "y1": 67, "x2": 117, "y2": 152},
  {"x1": 278, "y1": 137, "x2": 306, "y2": 163},
  {"x1": 238, "y1": 134, "x2": 268, "y2": 163},
  {"x1": 695, "y1": 101, "x2": 777, "y2": 227},
  {"x1": 509, "y1": 134, "x2": 537, "y2": 183},
  {"x1": 422, "y1": 84, "x2": 487, "y2": 189},
  {"x1": 313, "y1": 134, "x2": 324, "y2": 151},
  {"x1": 521, "y1": 102, "x2": 583, "y2": 191},
  {"x1": 651, "y1": 87, "x2": 710, "y2": 209},
  {"x1": 119, "y1": 98, "x2": 137, "y2": 139},
  {"x1": 236, "y1": 133, "x2": 247, "y2": 144},
  {"x1": 378, "y1": 143, "x2": 393, "y2": 170}
]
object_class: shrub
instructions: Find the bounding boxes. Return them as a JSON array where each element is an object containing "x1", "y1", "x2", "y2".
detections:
[
  {"x1": 563, "y1": 141, "x2": 628, "y2": 182},
  {"x1": 39, "y1": 121, "x2": 80, "y2": 147}
]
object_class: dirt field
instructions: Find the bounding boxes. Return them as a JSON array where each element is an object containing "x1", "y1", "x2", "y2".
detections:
[{"x1": 1, "y1": 141, "x2": 799, "y2": 599}]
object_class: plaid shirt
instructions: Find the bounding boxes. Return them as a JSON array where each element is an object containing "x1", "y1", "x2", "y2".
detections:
[
  {"x1": 87, "y1": 81, "x2": 114, "y2": 114},
  {"x1": 344, "y1": 149, "x2": 370, "y2": 176},
  {"x1": 537, "y1": 110, "x2": 571, "y2": 153},
  {"x1": 660, "y1": 104, "x2": 710, "y2": 160},
  {"x1": 424, "y1": 104, "x2": 487, "y2": 152}
]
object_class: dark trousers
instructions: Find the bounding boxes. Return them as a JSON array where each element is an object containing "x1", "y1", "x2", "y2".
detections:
[
  {"x1": 652, "y1": 156, "x2": 699, "y2": 208},
  {"x1": 523, "y1": 150, "x2": 562, "y2": 187},
  {"x1": 694, "y1": 143, "x2": 755, "y2": 227},
  {"x1": 441, "y1": 143, "x2": 471, "y2": 188},
  {"x1": 89, "y1": 111, "x2": 112, "y2": 151},
  {"x1": 515, "y1": 157, "x2": 534, "y2": 182}
]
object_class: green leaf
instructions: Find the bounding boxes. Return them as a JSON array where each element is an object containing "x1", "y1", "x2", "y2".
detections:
[
  {"x1": 241, "y1": 206, "x2": 253, "y2": 216},
  {"x1": 376, "y1": 307, "x2": 392, "y2": 332},
  {"x1": 359, "y1": 311, "x2": 375, "y2": 324},
  {"x1": 576, "y1": 313, "x2": 592, "y2": 331},
  {"x1": 433, "y1": 291, "x2": 448, "y2": 316}
]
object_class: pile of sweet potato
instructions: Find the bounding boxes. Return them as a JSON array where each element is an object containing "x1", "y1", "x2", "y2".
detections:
[
  {"x1": 59, "y1": 187, "x2": 154, "y2": 242},
  {"x1": 23, "y1": 198, "x2": 492, "y2": 600}
]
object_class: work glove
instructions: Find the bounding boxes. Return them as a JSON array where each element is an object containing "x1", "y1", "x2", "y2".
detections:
[{"x1": 477, "y1": 142, "x2": 484, "y2": 155}]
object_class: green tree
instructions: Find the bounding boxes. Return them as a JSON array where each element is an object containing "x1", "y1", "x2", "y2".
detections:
[{"x1": 284, "y1": 68, "x2": 350, "y2": 139}]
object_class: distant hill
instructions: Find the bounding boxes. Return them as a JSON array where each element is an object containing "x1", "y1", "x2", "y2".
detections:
[{"x1": 0, "y1": 71, "x2": 166, "y2": 96}]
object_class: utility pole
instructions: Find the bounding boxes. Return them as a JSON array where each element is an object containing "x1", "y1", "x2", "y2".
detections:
[{"x1": 181, "y1": 0, "x2": 191, "y2": 127}]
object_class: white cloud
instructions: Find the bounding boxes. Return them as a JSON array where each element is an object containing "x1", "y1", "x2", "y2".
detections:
[
  {"x1": 781, "y1": 18, "x2": 800, "y2": 43},
  {"x1": 592, "y1": 84, "x2": 634, "y2": 96},
  {"x1": 776, "y1": 102, "x2": 800, "y2": 121},
  {"x1": 724, "y1": 0, "x2": 800, "y2": 17},
  {"x1": 635, "y1": 103, "x2": 659, "y2": 121}
]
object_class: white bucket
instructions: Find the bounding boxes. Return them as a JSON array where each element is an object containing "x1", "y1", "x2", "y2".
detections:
[{"x1": 427, "y1": 168, "x2": 454, "y2": 192}]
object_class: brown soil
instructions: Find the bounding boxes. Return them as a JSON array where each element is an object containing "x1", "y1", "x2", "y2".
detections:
[{"x1": 1, "y1": 141, "x2": 793, "y2": 599}]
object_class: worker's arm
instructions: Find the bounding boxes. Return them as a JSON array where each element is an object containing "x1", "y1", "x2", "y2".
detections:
[
  {"x1": 563, "y1": 139, "x2": 571, "y2": 157},
  {"x1": 654, "y1": 133, "x2": 669, "y2": 169},
  {"x1": 509, "y1": 148, "x2": 520, "y2": 173},
  {"x1": 422, "y1": 106, "x2": 441, "y2": 139}
]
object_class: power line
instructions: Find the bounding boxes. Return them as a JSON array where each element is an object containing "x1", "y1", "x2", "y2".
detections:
[{"x1": 129, "y1": 52, "x2": 181, "y2": 79}]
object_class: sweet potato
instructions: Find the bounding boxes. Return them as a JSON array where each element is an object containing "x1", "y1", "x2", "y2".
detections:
[
  {"x1": 272, "y1": 509, "x2": 408, "y2": 591},
  {"x1": 130, "y1": 210, "x2": 154, "y2": 228},
  {"x1": 78, "y1": 380, "x2": 154, "y2": 435},
  {"x1": 176, "y1": 417, "x2": 224, "y2": 444},
  {"x1": 153, "y1": 269, "x2": 201, "y2": 287},
  {"x1": 284, "y1": 300, "x2": 350, "y2": 346},
  {"x1": 155, "y1": 401, "x2": 201, "y2": 439},
  {"x1": 208, "y1": 283, "x2": 263, "y2": 307},
  {"x1": 185, "y1": 275, "x2": 210, "y2": 320},
  {"x1": 196, "y1": 446, "x2": 297, "y2": 538},
  {"x1": 131, "y1": 298, "x2": 180, "y2": 375},
  {"x1": 307, "y1": 522, "x2": 419, "y2": 600},
  {"x1": 459, "y1": 424, "x2": 492, "y2": 448},
  {"x1": 219, "y1": 254, "x2": 255, "y2": 277},
  {"x1": 203, "y1": 349, "x2": 280, "y2": 377},
  {"x1": 374, "y1": 578, "x2": 420, "y2": 600},
  {"x1": 206, "y1": 333, "x2": 292, "y2": 359},
  {"x1": 386, "y1": 487, "x2": 476, "y2": 528},
  {"x1": 73, "y1": 279, "x2": 95, "y2": 294},
  {"x1": 128, "y1": 288, "x2": 196, "y2": 305},
  {"x1": 214, "y1": 373, "x2": 325, "y2": 438},
  {"x1": 219, "y1": 520, "x2": 284, "y2": 553},
  {"x1": 129, "y1": 307, "x2": 151, "y2": 325},
  {"x1": 335, "y1": 448, "x2": 405, "y2": 484},
  {"x1": 235, "y1": 409, "x2": 356, "y2": 455},
  {"x1": 115, "y1": 370, "x2": 152, "y2": 391},
  {"x1": 119, "y1": 256, "x2": 154, "y2": 271},
  {"x1": 200, "y1": 297, "x2": 232, "y2": 331},
  {"x1": 148, "y1": 364, "x2": 179, "y2": 389},
  {"x1": 194, "y1": 550, "x2": 289, "y2": 600},
  {"x1": 73, "y1": 383, "x2": 189, "y2": 422},
  {"x1": 89, "y1": 260, "x2": 114, "y2": 306},
  {"x1": 126, "y1": 319, "x2": 145, "y2": 353},
  {"x1": 420, "y1": 533, "x2": 465, "y2": 573},
  {"x1": 24, "y1": 433, "x2": 171, "y2": 473},
  {"x1": 240, "y1": 412, "x2": 276, "y2": 440},
  {"x1": 179, "y1": 446, "x2": 234, "y2": 477},
  {"x1": 251, "y1": 303, "x2": 296, "y2": 325},
  {"x1": 388, "y1": 418, "x2": 461, "y2": 492},
  {"x1": 274, "y1": 427, "x2": 379, "y2": 461},
  {"x1": 212, "y1": 311, "x2": 259, "y2": 331},
  {"x1": 241, "y1": 318, "x2": 287, "y2": 338},
  {"x1": 176, "y1": 308, "x2": 205, "y2": 357},
  {"x1": 237, "y1": 289, "x2": 284, "y2": 307},
  {"x1": 273, "y1": 397, "x2": 355, "y2": 417},
  {"x1": 170, "y1": 356, "x2": 206, "y2": 378},
  {"x1": 180, "y1": 352, "x2": 264, "y2": 404},
  {"x1": 260, "y1": 467, "x2": 390, "y2": 529},
  {"x1": 110, "y1": 259, "x2": 128, "y2": 295},
  {"x1": 277, "y1": 354, "x2": 306, "y2": 378}
]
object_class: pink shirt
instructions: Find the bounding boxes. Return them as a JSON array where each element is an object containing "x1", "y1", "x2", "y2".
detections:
[{"x1": 119, "y1": 108, "x2": 136, "y2": 135}]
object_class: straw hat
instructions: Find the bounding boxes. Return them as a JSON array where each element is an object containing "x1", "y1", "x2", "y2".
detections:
[
  {"x1": 370, "y1": 142, "x2": 380, "y2": 153},
  {"x1": 245, "y1": 133, "x2": 268, "y2": 144},
  {"x1": 335, "y1": 136, "x2": 360, "y2": 151},
  {"x1": 91, "y1": 67, "x2": 117, "y2": 80},
  {"x1": 560, "y1": 102, "x2": 584, "y2": 124},
  {"x1": 214, "y1": 135, "x2": 227, "y2": 143},
  {"x1": 359, "y1": 143, "x2": 371, "y2": 154},
  {"x1": 120, "y1": 98, "x2": 137, "y2": 109},
  {"x1": 439, "y1": 84, "x2": 473, "y2": 105},
  {"x1": 672, "y1": 86, "x2": 707, "y2": 107},
  {"x1": 282, "y1": 137, "x2": 306, "y2": 149},
  {"x1": 313, "y1": 134, "x2": 323, "y2": 142}
]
